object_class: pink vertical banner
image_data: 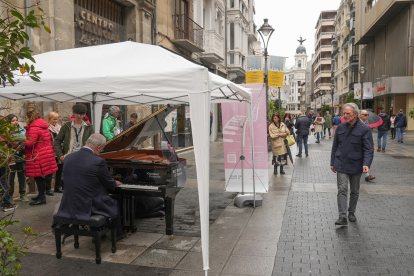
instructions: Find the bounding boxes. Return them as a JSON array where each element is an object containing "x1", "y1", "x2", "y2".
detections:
[{"x1": 221, "y1": 83, "x2": 268, "y2": 193}]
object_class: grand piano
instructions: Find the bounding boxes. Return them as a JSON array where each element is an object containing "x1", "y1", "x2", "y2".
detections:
[{"x1": 100, "y1": 105, "x2": 186, "y2": 239}]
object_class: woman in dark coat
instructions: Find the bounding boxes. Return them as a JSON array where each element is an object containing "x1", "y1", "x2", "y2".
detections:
[
  {"x1": 25, "y1": 110, "x2": 58, "y2": 205},
  {"x1": 283, "y1": 113, "x2": 295, "y2": 139}
]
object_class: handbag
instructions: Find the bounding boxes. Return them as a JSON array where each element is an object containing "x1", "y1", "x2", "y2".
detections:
[{"x1": 286, "y1": 135, "x2": 295, "y2": 146}]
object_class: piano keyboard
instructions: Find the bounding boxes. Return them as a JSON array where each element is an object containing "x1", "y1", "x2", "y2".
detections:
[{"x1": 118, "y1": 184, "x2": 160, "y2": 190}]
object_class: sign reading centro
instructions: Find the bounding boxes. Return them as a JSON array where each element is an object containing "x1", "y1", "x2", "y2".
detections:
[{"x1": 76, "y1": 10, "x2": 119, "y2": 43}]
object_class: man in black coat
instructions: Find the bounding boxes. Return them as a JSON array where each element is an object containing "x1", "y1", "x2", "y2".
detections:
[
  {"x1": 57, "y1": 133, "x2": 125, "y2": 239},
  {"x1": 331, "y1": 103, "x2": 374, "y2": 226},
  {"x1": 295, "y1": 113, "x2": 311, "y2": 157},
  {"x1": 377, "y1": 110, "x2": 390, "y2": 152}
]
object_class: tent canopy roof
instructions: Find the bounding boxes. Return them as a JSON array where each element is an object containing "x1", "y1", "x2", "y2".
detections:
[{"x1": 0, "y1": 42, "x2": 251, "y2": 105}]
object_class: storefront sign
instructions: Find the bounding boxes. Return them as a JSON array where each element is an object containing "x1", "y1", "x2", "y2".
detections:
[{"x1": 74, "y1": 4, "x2": 125, "y2": 47}]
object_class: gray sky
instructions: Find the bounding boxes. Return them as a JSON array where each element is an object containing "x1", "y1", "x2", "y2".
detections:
[{"x1": 254, "y1": 0, "x2": 340, "y2": 68}]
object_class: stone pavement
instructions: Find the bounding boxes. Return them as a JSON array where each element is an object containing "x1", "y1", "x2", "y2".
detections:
[{"x1": 7, "y1": 130, "x2": 414, "y2": 275}]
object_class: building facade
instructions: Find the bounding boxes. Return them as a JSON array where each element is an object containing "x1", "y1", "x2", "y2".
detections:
[
  {"x1": 355, "y1": 0, "x2": 414, "y2": 129},
  {"x1": 331, "y1": 0, "x2": 357, "y2": 115},
  {"x1": 312, "y1": 10, "x2": 337, "y2": 110},
  {"x1": 284, "y1": 40, "x2": 308, "y2": 115}
]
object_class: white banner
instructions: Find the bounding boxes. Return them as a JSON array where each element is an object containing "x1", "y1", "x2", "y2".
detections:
[
  {"x1": 282, "y1": 100, "x2": 288, "y2": 108},
  {"x1": 269, "y1": 86, "x2": 278, "y2": 101},
  {"x1": 311, "y1": 101, "x2": 315, "y2": 109},
  {"x1": 246, "y1": 55, "x2": 263, "y2": 71},
  {"x1": 333, "y1": 94, "x2": 340, "y2": 106},
  {"x1": 316, "y1": 97, "x2": 321, "y2": 108},
  {"x1": 280, "y1": 85, "x2": 290, "y2": 101},
  {"x1": 325, "y1": 95, "x2": 333, "y2": 105},
  {"x1": 363, "y1": 82, "x2": 373, "y2": 99},
  {"x1": 268, "y1": 56, "x2": 286, "y2": 72},
  {"x1": 354, "y1": 83, "x2": 362, "y2": 99}
]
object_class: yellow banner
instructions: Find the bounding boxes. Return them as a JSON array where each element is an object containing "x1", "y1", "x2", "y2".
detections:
[
  {"x1": 268, "y1": 71, "x2": 285, "y2": 87},
  {"x1": 246, "y1": 71, "x2": 264, "y2": 84}
]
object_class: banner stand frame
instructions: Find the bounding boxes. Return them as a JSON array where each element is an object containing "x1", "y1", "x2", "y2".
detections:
[{"x1": 232, "y1": 121, "x2": 263, "y2": 208}]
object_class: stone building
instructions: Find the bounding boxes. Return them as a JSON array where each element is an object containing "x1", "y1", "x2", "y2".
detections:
[
  {"x1": 0, "y1": 0, "x2": 242, "y2": 147},
  {"x1": 355, "y1": 0, "x2": 414, "y2": 129},
  {"x1": 284, "y1": 39, "x2": 308, "y2": 115},
  {"x1": 312, "y1": 10, "x2": 337, "y2": 111}
]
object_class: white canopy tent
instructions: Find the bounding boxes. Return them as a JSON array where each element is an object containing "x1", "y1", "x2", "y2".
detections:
[{"x1": 0, "y1": 42, "x2": 255, "y2": 275}]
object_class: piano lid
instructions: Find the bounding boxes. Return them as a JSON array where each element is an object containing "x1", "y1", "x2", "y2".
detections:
[{"x1": 101, "y1": 104, "x2": 179, "y2": 153}]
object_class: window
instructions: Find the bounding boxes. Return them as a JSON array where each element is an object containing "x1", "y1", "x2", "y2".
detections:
[
  {"x1": 298, "y1": 96, "x2": 300, "y2": 101},
  {"x1": 230, "y1": 23, "x2": 234, "y2": 50},
  {"x1": 230, "y1": 0, "x2": 234, "y2": 8},
  {"x1": 298, "y1": 81, "x2": 301, "y2": 87},
  {"x1": 230, "y1": 53, "x2": 234, "y2": 64},
  {"x1": 203, "y1": 7, "x2": 205, "y2": 28},
  {"x1": 175, "y1": 0, "x2": 189, "y2": 40},
  {"x1": 298, "y1": 60, "x2": 301, "y2": 67}
]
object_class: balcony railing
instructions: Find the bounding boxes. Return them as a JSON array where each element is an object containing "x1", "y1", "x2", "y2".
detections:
[
  {"x1": 173, "y1": 14, "x2": 203, "y2": 50},
  {"x1": 350, "y1": 28, "x2": 355, "y2": 37},
  {"x1": 349, "y1": 54, "x2": 359, "y2": 64},
  {"x1": 332, "y1": 48, "x2": 339, "y2": 58}
]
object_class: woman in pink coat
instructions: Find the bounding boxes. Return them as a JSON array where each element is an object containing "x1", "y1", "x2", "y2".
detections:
[{"x1": 25, "y1": 110, "x2": 58, "y2": 206}]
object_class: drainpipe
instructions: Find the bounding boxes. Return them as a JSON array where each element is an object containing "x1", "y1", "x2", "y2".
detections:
[
  {"x1": 225, "y1": 0, "x2": 228, "y2": 78},
  {"x1": 49, "y1": 0, "x2": 56, "y2": 51},
  {"x1": 154, "y1": 0, "x2": 158, "y2": 45},
  {"x1": 25, "y1": 0, "x2": 32, "y2": 49}
]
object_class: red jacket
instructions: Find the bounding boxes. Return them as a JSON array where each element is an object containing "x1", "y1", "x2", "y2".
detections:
[{"x1": 25, "y1": 118, "x2": 58, "y2": 177}]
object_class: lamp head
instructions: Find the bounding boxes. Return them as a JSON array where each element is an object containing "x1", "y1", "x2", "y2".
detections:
[
  {"x1": 359, "y1": 65, "x2": 367, "y2": 75},
  {"x1": 258, "y1": 19, "x2": 274, "y2": 37}
]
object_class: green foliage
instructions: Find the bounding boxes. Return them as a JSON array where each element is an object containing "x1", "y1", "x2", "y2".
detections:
[
  {"x1": 0, "y1": 1, "x2": 50, "y2": 87},
  {"x1": 268, "y1": 99, "x2": 285, "y2": 122},
  {"x1": 344, "y1": 91, "x2": 361, "y2": 108},
  {"x1": 408, "y1": 106, "x2": 414, "y2": 120},
  {"x1": 321, "y1": 104, "x2": 330, "y2": 116}
]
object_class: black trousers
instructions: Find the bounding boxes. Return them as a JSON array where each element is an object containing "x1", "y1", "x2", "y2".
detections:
[
  {"x1": 55, "y1": 163, "x2": 63, "y2": 190},
  {"x1": 34, "y1": 174, "x2": 53, "y2": 197}
]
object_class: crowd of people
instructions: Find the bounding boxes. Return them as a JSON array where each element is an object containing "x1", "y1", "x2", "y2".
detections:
[{"x1": 0, "y1": 104, "x2": 139, "y2": 212}]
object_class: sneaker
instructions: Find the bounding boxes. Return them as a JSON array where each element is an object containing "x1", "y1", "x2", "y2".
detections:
[
  {"x1": 348, "y1": 212, "x2": 357, "y2": 222},
  {"x1": 20, "y1": 195, "x2": 29, "y2": 202},
  {"x1": 296, "y1": 154, "x2": 302, "y2": 157},
  {"x1": 365, "y1": 175, "x2": 375, "y2": 181},
  {"x1": 335, "y1": 217, "x2": 348, "y2": 226},
  {"x1": 3, "y1": 204, "x2": 18, "y2": 212}
]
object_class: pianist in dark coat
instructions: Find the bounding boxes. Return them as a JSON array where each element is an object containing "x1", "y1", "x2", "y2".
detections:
[{"x1": 56, "y1": 134, "x2": 124, "y2": 238}]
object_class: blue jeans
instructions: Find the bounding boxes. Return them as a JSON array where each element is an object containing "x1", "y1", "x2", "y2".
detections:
[
  {"x1": 0, "y1": 167, "x2": 10, "y2": 207},
  {"x1": 377, "y1": 130, "x2": 388, "y2": 149},
  {"x1": 316, "y1": 132, "x2": 320, "y2": 142},
  {"x1": 397, "y1": 127, "x2": 405, "y2": 141},
  {"x1": 298, "y1": 135, "x2": 308, "y2": 155}
]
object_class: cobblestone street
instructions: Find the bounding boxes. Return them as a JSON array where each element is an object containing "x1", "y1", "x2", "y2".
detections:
[{"x1": 8, "y1": 131, "x2": 414, "y2": 275}]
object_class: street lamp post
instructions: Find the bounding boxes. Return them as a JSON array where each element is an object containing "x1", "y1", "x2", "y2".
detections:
[
  {"x1": 257, "y1": 19, "x2": 275, "y2": 115},
  {"x1": 359, "y1": 65, "x2": 367, "y2": 109},
  {"x1": 330, "y1": 83, "x2": 335, "y2": 113}
]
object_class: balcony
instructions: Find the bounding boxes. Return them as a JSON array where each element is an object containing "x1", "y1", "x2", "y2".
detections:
[
  {"x1": 200, "y1": 30, "x2": 224, "y2": 63},
  {"x1": 172, "y1": 14, "x2": 204, "y2": 53},
  {"x1": 350, "y1": 27, "x2": 355, "y2": 37},
  {"x1": 248, "y1": 20, "x2": 257, "y2": 42},
  {"x1": 342, "y1": 34, "x2": 349, "y2": 48},
  {"x1": 349, "y1": 54, "x2": 359, "y2": 64},
  {"x1": 332, "y1": 48, "x2": 339, "y2": 58}
]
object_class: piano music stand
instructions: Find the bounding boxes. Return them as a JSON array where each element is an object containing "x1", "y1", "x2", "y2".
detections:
[{"x1": 226, "y1": 121, "x2": 263, "y2": 208}]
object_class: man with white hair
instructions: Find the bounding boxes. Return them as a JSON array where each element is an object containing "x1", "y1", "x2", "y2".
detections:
[
  {"x1": 102, "y1": 106, "x2": 121, "y2": 141},
  {"x1": 330, "y1": 103, "x2": 374, "y2": 226},
  {"x1": 56, "y1": 133, "x2": 126, "y2": 240}
]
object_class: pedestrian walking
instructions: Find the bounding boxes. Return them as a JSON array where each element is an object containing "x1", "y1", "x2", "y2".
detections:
[
  {"x1": 377, "y1": 110, "x2": 390, "y2": 152},
  {"x1": 283, "y1": 113, "x2": 295, "y2": 139},
  {"x1": 269, "y1": 113, "x2": 290, "y2": 175},
  {"x1": 332, "y1": 113, "x2": 341, "y2": 137},
  {"x1": 394, "y1": 109, "x2": 407, "y2": 143},
  {"x1": 295, "y1": 113, "x2": 311, "y2": 157},
  {"x1": 390, "y1": 114, "x2": 396, "y2": 139},
  {"x1": 47, "y1": 112, "x2": 63, "y2": 194},
  {"x1": 25, "y1": 110, "x2": 58, "y2": 206},
  {"x1": 331, "y1": 103, "x2": 374, "y2": 226},
  {"x1": 314, "y1": 112, "x2": 324, "y2": 143},
  {"x1": 324, "y1": 111, "x2": 333, "y2": 139},
  {"x1": 6, "y1": 114, "x2": 28, "y2": 202},
  {"x1": 360, "y1": 110, "x2": 376, "y2": 182}
]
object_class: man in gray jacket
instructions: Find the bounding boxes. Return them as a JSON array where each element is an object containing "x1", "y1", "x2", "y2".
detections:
[{"x1": 331, "y1": 103, "x2": 374, "y2": 226}]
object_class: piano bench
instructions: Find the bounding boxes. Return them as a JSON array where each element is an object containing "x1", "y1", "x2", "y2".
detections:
[{"x1": 52, "y1": 215, "x2": 117, "y2": 264}]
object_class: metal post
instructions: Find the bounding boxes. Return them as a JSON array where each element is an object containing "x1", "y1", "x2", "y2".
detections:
[
  {"x1": 278, "y1": 87, "x2": 281, "y2": 113},
  {"x1": 264, "y1": 47, "x2": 268, "y2": 117},
  {"x1": 331, "y1": 90, "x2": 334, "y2": 112},
  {"x1": 240, "y1": 122, "x2": 244, "y2": 195},
  {"x1": 360, "y1": 77, "x2": 364, "y2": 109}
]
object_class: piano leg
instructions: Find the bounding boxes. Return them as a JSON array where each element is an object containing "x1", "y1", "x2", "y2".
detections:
[
  {"x1": 128, "y1": 196, "x2": 137, "y2": 233},
  {"x1": 165, "y1": 197, "x2": 174, "y2": 239}
]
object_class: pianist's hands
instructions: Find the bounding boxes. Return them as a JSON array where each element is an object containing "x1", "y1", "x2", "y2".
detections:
[
  {"x1": 115, "y1": 180, "x2": 123, "y2": 186},
  {"x1": 123, "y1": 175, "x2": 134, "y2": 183}
]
